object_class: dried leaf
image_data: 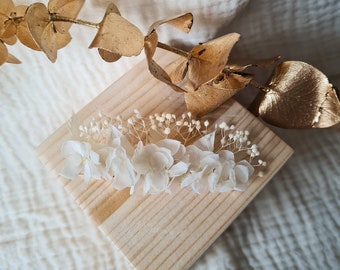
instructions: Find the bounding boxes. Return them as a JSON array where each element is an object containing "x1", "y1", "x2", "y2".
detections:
[
  {"x1": 15, "y1": 5, "x2": 41, "y2": 51},
  {"x1": 0, "y1": 41, "x2": 8, "y2": 65},
  {"x1": 0, "y1": 0, "x2": 14, "y2": 15},
  {"x1": 185, "y1": 73, "x2": 252, "y2": 116},
  {"x1": 257, "y1": 61, "x2": 340, "y2": 128},
  {"x1": 187, "y1": 33, "x2": 240, "y2": 90},
  {"x1": 89, "y1": 3, "x2": 144, "y2": 59},
  {"x1": 48, "y1": 0, "x2": 85, "y2": 34},
  {"x1": 26, "y1": 3, "x2": 72, "y2": 62},
  {"x1": 1, "y1": 35, "x2": 16, "y2": 45},
  {"x1": 166, "y1": 56, "x2": 188, "y2": 84},
  {"x1": 147, "y1": 13, "x2": 193, "y2": 35},
  {"x1": 144, "y1": 13, "x2": 193, "y2": 92},
  {"x1": 144, "y1": 31, "x2": 185, "y2": 92},
  {"x1": 0, "y1": 0, "x2": 16, "y2": 39},
  {"x1": 41, "y1": 24, "x2": 72, "y2": 62},
  {"x1": 6, "y1": 53, "x2": 21, "y2": 64},
  {"x1": 98, "y1": 48, "x2": 121, "y2": 62}
]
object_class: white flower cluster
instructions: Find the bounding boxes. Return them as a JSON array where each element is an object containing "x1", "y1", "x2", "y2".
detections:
[{"x1": 60, "y1": 111, "x2": 266, "y2": 195}]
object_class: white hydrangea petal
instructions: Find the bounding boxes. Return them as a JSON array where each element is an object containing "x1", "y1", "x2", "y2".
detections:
[
  {"x1": 207, "y1": 164, "x2": 222, "y2": 192},
  {"x1": 216, "y1": 181, "x2": 234, "y2": 192},
  {"x1": 181, "y1": 171, "x2": 202, "y2": 188},
  {"x1": 60, "y1": 161, "x2": 81, "y2": 180},
  {"x1": 193, "y1": 131, "x2": 216, "y2": 151},
  {"x1": 173, "y1": 144, "x2": 186, "y2": 161},
  {"x1": 61, "y1": 140, "x2": 83, "y2": 157},
  {"x1": 147, "y1": 171, "x2": 168, "y2": 193},
  {"x1": 90, "y1": 151, "x2": 100, "y2": 165},
  {"x1": 169, "y1": 161, "x2": 188, "y2": 177},
  {"x1": 156, "y1": 139, "x2": 181, "y2": 155},
  {"x1": 235, "y1": 160, "x2": 254, "y2": 183},
  {"x1": 192, "y1": 175, "x2": 209, "y2": 194},
  {"x1": 219, "y1": 150, "x2": 235, "y2": 161},
  {"x1": 109, "y1": 125, "x2": 135, "y2": 156}
]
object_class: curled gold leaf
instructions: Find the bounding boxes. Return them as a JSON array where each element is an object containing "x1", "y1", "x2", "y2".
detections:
[
  {"x1": 257, "y1": 61, "x2": 340, "y2": 128},
  {"x1": 144, "y1": 31, "x2": 184, "y2": 92},
  {"x1": 89, "y1": 3, "x2": 144, "y2": 60},
  {"x1": 147, "y1": 13, "x2": 193, "y2": 35},
  {"x1": 144, "y1": 13, "x2": 193, "y2": 93}
]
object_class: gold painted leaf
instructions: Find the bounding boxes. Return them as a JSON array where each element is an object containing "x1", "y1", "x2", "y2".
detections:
[
  {"x1": 147, "y1": 13, "x2": 193, "y2": 35},
  {"x1": 187, "y1": 33, "x2": 240, "y2": 90},
  {"x1": 144, "y1": 13, "x2": 193, "y2": 93},
  {"x1": 0, "y1": 0, "x2": 16, "y2": 39},
  {"x1": 0, "y1": 41, "x2": 8, "y2": 65},
  {"x1": 89, "y1": 3, "x2": 144, "y2": 58},
  {"x1": 48, "y1": 0, "x2": 85, "y2": 34},
  {"x1": 26, "y1": 3, "x2": 72, "y2": 62},
  {"x1": 166, "y1": 56, "x2": 188, "y2": 84},
  {"x1": 41, "y1": 23, "x2": 72, "y2": 62},
  {"x1": 98, "y1": 48, "x2": 121, "y2": 62},
  {"x1": 1, "y1": 35, "x2": 16, "y2": 45},
  {"x1": 257, "y1": 61, "x2": 340, "y2": 128},
  {"x1": 144, "y1": 31, "x2": 184, "y2": 92},
  {"x1": 185, "y1": 73, "x2": 252, "y2": 116},
  {"x1": 15, "y1": 5, "x2": 41, "y2": 51}
]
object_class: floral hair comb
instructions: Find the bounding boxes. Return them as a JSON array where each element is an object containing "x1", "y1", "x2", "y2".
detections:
[{"x1": 60, "y1": 110, "x2": 266, "y2": 195}]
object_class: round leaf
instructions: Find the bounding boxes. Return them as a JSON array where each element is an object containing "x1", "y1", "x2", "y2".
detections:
[
  {"x1": 258, "y1": 61, "x2": 340, "y2": 128},
  {"x1": 89, "y1": 11, "x2": 144, "y2": 57},
  {"x1": 16, "y1": 5, "x2": 41, "y2": 51}
]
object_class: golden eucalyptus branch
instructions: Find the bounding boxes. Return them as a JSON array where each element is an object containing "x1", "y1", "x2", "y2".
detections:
[{"x1": 0, "y1": 0, "x2": 339, "y2": 128}]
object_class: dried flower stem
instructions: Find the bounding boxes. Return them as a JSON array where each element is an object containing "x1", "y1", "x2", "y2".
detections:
[
  {"x1": 157, "y1": 42, "x2": 190, "y2": 58},
  {"x1": 50, "y1": 14, "x2": 100, "y2": 29},
  {"x1": 249, "y1": 80, "x2": 270, "y2": 93}
]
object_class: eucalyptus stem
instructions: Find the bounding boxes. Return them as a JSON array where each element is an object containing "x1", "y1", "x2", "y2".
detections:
[
  {"x1": 50, "y1": 14, "x2": 100, "y2": 29},
  {"x1": 249, "y1": 80, "x2": 270, "y2": 93},
  {"x1": 157, "y1": 42, "x2": 190, "y2": 58}
]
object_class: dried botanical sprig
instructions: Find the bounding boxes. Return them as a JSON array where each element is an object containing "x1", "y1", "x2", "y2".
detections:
[{"x1": 1, "y1": 1, "x2": 339, "y2": 129}]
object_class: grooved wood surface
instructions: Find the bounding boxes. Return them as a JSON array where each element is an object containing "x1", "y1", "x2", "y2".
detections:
[{"x1": 37, "y1": 52, "x2": 293, "y2": 270}]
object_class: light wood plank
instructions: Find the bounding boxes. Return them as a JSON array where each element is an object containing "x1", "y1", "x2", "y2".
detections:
[{"x1": 37, "y1": 51, "x2": 293, "y2": 270}]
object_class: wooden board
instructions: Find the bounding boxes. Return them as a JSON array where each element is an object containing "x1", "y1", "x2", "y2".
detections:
[{"x1": 37, "y1": 52, "x2": 293, "y2": 270}]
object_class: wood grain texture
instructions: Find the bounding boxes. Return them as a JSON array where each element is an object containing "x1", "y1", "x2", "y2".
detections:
[{"x1": 37, "y1": 51, "x2": 293, "y2": 270}]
